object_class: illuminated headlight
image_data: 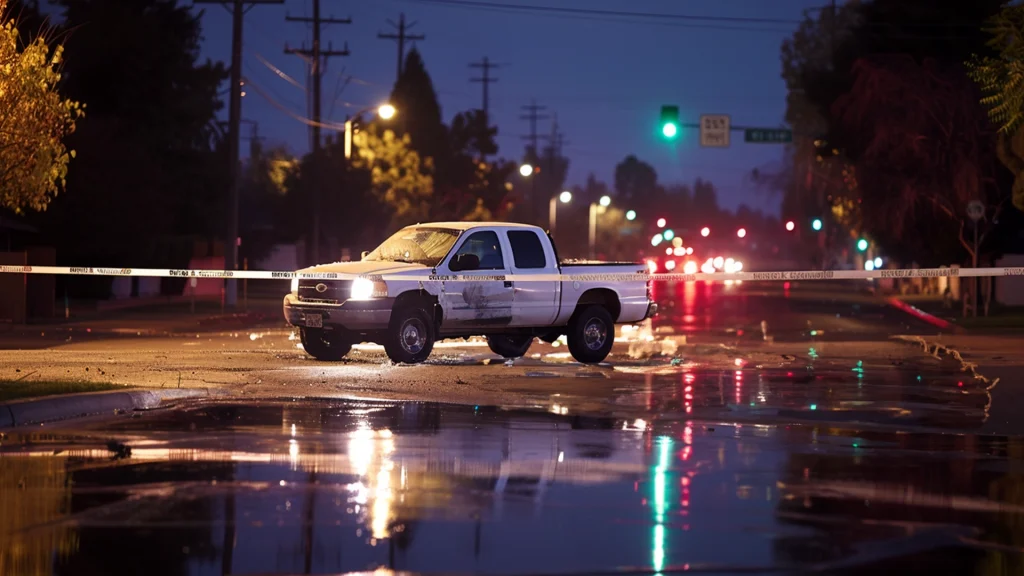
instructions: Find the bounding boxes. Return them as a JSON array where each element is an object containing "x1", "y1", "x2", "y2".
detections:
[
  {"x1": 350, "y1": 278, "x2": 386, "y2": 300},
  {"x1": 290, "y1": 277, "x2": 299, "y2": 294}
]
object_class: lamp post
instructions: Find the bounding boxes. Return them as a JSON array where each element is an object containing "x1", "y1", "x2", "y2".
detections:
[
  {"x1": 588, "y1": 195, "x2": 612, "y2": 259},
  {"x1": 549, "y1": 190, "x2": 572, "y2": 235}
]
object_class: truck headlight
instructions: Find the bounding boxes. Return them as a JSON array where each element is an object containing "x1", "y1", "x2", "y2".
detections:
[
  {"x1": 290, "y1": 277, "x2": 299, "y2": 294},
  {"x1": 350, "y1": 278, "x2": 387, "y2": 300}
]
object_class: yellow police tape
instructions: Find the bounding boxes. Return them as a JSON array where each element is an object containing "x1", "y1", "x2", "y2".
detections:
[{"x1": 0, "y1": 264, "x2": 1022, "y2": 282}]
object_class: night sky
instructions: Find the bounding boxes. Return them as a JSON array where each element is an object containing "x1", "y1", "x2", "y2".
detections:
[{"x1": 199, "y1": 0, "x2": 827, "y2": 216}]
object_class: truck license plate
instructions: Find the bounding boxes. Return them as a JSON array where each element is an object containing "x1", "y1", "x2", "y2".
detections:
[{"x1": 304, "y1": 314, "x2": 322, "y2": 328}]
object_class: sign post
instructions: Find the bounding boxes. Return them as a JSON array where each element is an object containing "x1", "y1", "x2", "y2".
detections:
[
  {"x1": 699, "y1": 114, "x2": 730, "y2": 148},
  {"x1": 967, "y1": 200, "x2": 986, "y2": 317}
]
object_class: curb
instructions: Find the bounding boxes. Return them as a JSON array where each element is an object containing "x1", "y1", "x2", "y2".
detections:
[
  {"x1": 0, "y1": 388, "x2": 223, "y2": 428},
  {"x1": 885, "y1": 297, "x2": 962, "y2": 332}
]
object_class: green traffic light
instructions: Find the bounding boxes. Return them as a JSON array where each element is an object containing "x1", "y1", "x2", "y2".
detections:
[
  {"x1": 662, "y1": 123, "x2": 678, "y2": 139},
  {"x1": 663, "y1": 229, "x2": 675, "y2": 241},
  {"x1": 812, "y1": 218, "x2": 823, "y2": 231},
  {"x1": 857, "y1": 238, "x2": 868, "y2": 252},
  {"x1": 660, "y1": 105, "x2": 680, "y2": 140}
]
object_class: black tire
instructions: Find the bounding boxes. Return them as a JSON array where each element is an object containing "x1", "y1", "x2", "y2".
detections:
[
  {"x1": 384, "y1": 307, "x2": 435, "y2": 364},
  {"x1": 300, "y1": 328, "x2": 352, "y2": 361},
  {"x1": 487, "y1": 335, "x2": 534, "y2": 359},
  {"x1": 567, "y1": 305, "x2": 614, "y2": 364}
]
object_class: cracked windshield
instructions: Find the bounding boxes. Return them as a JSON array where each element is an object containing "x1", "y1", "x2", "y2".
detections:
[{"x1": 3, "y1": 0, "x2": 1024, "y2": 575}]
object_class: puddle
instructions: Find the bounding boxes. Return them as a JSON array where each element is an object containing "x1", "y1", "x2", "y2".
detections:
[{"x1": 1, "y1": 400, "x2": 1022, "y2": 575}]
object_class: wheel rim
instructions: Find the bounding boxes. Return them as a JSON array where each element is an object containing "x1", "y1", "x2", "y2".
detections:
[
  {"x1": 583, "y1": 317, "x2": 607, "y2": 351},
  {"x1": 400, "y1": 318, "x2": 427, "y2": 355}
]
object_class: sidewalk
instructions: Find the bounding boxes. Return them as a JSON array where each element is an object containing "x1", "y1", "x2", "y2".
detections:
[{"x1": 0, "y1": 297, "x2": 286, "y2": 339}]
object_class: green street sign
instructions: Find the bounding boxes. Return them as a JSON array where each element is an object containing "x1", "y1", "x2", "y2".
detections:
[{"x1": 744, "y1": 128, "x2": 793, "y2": 144}]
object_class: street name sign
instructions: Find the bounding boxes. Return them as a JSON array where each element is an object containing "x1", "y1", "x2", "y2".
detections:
[{"x1": 745, "y1": 128, "x2": 793, "y2": 143}]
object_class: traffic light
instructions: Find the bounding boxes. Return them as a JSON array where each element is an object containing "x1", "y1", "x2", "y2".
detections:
[
  {"x1": 857, "y1": 238, "x2": 869, "y2": 252},
  {"x1": 811, "y1": 218, "x2": 823, "y2": 231},
  {"x1": 660, "y1": 105, "x2": 680, "y2": 139}
]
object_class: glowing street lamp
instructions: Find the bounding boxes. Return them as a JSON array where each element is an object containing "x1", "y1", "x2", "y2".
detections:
[
  {"x1": 549, "y1": 191, "x2": 573, "y2": 234},
  {"x1": 519, "y1": 163, "x2": 534, "y2": 177},
  {"x1": 590, "y1": 196, "x2": 613, "y2": 258},
  {"x1": 700, "y1": 227, "x2": 710, "y2": 237},
  {"x1": 737, "y1": 228, "x2": 747, "y2": 239},
  {"x1": 785, "y1": 220, "x2": 795, "y2": 232},
  {"x1": 345, "y1": 102, "x2": 397, "y2": 160},
  {"x1": 656, "y1": 218, "x2": 666, "y2": 228}
]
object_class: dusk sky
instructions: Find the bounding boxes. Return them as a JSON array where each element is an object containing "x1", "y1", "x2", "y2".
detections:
[{"x1": 198, "y1": 0, "x2": 828, "y2": 216}]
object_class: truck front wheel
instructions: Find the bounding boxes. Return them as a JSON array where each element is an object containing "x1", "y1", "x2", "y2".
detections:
[
  {"x1": 300, "y1": 328, "x2": 352, "y2": 361},
  {"x1": 567, "y1": 305, "x2": 614, "y2": 364},
  {"x1": 487, "y1": 335, "x2": 533, "y2": 359},
  {"x1": 384, "y1": 307, "x2": 435, "y2": 364}
]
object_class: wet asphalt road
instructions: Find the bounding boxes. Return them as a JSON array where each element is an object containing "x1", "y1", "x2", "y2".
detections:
[
  {"x1": 3, "y1": 281, "x2": 1021, "y2": 575},
  {"x1": 0, "y1": 281, "x2": 955, "y2": 419}
]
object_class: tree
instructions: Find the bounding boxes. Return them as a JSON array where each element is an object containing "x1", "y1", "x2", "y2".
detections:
[
  {"x1": 351, "y1": 124, "x2": 433, "y2": 231},
  {"x1": 33, "y1": 0, "x2": 227, "y2": 277},
  {"x1": 613, "y1": 155, "x2": 657, "y2": 202},
  {"x1": 239, "y1": 141, "x2": 297, "y2": 264},
  {"x1": 967, "y1": 4, "x2": 1024, "y2": 212},
  {"x1": 0, "y1": 4, "x2": 83, "y2": 214},
  {"x1": 834, "y1": 55, "x2": 998, "y2": 264},
  {"x1": 439, "y1": 109, "x2": 515, "y2": 220},
  {"x1": 389, "y1": 48, "x2": 447, "y2": 172}
]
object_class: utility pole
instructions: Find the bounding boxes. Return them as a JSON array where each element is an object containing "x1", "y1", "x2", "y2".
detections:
[
  {"x1": 285, "y1": 0, "x2": 351, "y2": 265},
  {"x1": 469, "y1": 57, "x2": 500, "y2": 118},
  {"x1": 520, "y1": 100, "x2": 548, "y2": 156},
  {"x1": 378, "y1": 13, "x2": 424, "y2": 84},
  {"x1": 195, "y1": 0, "x2": 282, "y2": 309},
  {"x1": 543, "y1": 113, "x2": 567, "y2": 158}
]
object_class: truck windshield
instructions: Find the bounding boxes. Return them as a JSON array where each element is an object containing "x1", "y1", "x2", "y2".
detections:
[{"x1": 363, "y1": 227, "x2": 462, "y2": 266}]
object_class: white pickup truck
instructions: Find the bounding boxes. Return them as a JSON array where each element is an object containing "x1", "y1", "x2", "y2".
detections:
[{"x1": 283, "y1": 222, "x2": 657, "y2": 365}]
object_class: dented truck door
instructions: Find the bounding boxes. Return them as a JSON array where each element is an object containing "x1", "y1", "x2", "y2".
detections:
[{"x1": 439, "y1": 229, "x2": 514, "y2": 328}]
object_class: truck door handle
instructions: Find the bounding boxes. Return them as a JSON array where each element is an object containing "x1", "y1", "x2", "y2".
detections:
[{"x1": 504, "y1": 281, "x2": 513, "y2": 288}]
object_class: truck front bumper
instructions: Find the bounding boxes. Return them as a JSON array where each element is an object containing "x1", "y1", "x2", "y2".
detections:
[{"x1": 283, "y1": 293, "x2": 394, "y2": 331}]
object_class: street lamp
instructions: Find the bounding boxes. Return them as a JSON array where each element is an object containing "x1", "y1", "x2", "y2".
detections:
[
  {"x1": 549, "y1": 190, "x2": 572, "y2": 234},
  {"x1": 737, "y1": 228, "x2": 747, "y2": 239},
  {"x1": 700, "y1": 227, "x2": 710, "y2": 237},
  {"x1": 344, "y1": 102, "x2": 397, "y2": 159},
  {"x1": 589, "y1": 196, "x2": 612, "y2": 259},
  {"x1": 656, "y1": 217, "x2": 666, "y2": 228},
  {"x1": 519, "y1": 163, "x2": 534, "y2": 177},
  {"x1": 785, "y1": 220, "x2": 795, "y2": 231}
]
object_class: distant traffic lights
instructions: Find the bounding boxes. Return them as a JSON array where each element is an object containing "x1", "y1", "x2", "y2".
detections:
[
  {"x1": 811, "y1": 218, "x2": 823, "y2": 231},
  {"x1": 660, "y1": 105, "x2": 680, "y2": 139},
  {"x1": 857, "y1": 238, "x2": 869, "y2": 252}
]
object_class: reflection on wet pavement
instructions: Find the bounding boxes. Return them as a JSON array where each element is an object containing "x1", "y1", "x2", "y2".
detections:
[{"x1": 2, "y1": 400, "x2": 1023, "y2": 575}]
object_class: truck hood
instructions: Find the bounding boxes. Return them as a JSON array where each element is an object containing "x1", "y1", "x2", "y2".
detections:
[{"x1": 298, "y1": 260, "x2": 429, "y2": 276}]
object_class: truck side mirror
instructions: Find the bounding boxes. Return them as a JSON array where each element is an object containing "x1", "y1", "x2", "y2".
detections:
[
  {"x1": 361, "y1": 251, "x2": 370, "y2": 260},
  {"x1": 450, "y1": 253, "x2": 479, "y2": 272}
]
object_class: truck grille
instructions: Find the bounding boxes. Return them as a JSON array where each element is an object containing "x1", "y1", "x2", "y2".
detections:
[{"x1": 297, "y1": 279, "x2": 353, "y2": 304}]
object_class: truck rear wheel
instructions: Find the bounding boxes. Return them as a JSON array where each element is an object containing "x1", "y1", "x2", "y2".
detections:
[
  {"x1": 567, "y1": 305, "x2": 614, "y2": 364},
  {"x1": 384, "y1": 307, "x2": 435, "y2": 364},
  {"x1": 300, "y1": 328, "x2": 352, "y2": 361},
  {"x1": 487, "y1": 335, "x2": 533, "y2": 359}
]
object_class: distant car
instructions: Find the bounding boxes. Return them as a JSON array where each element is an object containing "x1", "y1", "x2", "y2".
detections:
[{"x1": 283, "y1": 222, "x2": 658, "y2": 365}]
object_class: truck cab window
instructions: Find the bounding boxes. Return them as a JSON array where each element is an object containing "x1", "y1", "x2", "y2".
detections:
[
  {"x1": 453, "y1": 231, "x2": 504, "y2": 270},
  {"x1": 507, "y1": 230, "x2": 547, "y2": 269}
]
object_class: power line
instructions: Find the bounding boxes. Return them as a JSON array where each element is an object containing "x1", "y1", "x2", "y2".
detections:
[
  {"x1": 284, "y1": 0, "x2": 352, "y2": 265},
  {"x1": 469, "y1": 56, "x2": 500, "y2": 118},
  {"x1": 407, "y1": 0, "x2": 801, "y2": 25},
  {"x1": 378, "y1": 13, "x2": 425, "y2": 84},
  {"x1": 193, "y1": 0, "x2": 284, "y2": 310},
  {"x1": 520, "y1": 100, "x2": 549, "y2": 155}
]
